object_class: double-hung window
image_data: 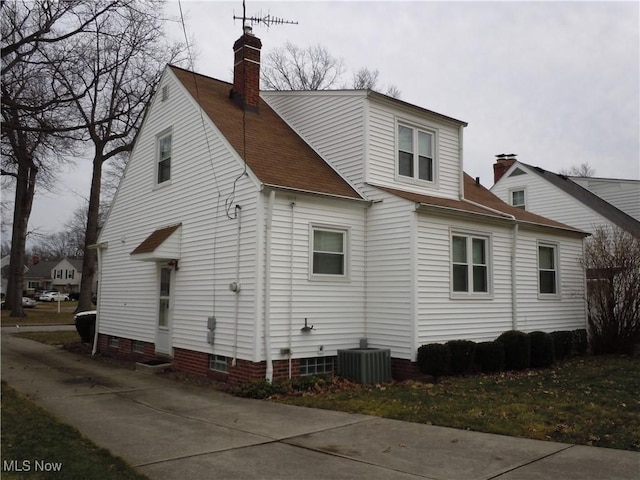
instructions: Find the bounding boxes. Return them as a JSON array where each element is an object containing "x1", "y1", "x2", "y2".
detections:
[
  {"x1": 452, "y1": 234, "x2": 489, "y2": 294},
  {"x1": 538, "y1": 243, "x2": 558, "y2": 295},
  {"x1": 511, "y1": 189, "x2": 526, "y2": 209},
  {"x1": 157, "y1": 133, "x2": 172, "y2": 184},
  {"x1": 398, "y1": 124, "x2": 434, "y2": 182},
  {"x1": 311, "y1": 227, "x2": 347, "y2": 277}
]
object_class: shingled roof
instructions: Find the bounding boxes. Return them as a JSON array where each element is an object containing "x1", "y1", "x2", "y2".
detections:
[
  {"x1": 169, "y1": 66, "x2": 362, "y2": 201},
  {"x1": 374, "y1": 175, "x2": 586, "y2": 235},
  {"x1": 520, "y1": 163, "x2": 640, "y2": 237}
]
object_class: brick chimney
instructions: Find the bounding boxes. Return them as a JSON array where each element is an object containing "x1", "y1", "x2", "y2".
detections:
[
  {"x1": 231, "y1": 26, "x2": 262, "y2": 110},
  {"x1": 32, "y1": 254, "x2": 40, "y2": 265},
  {"x1": 493, "y1": 153, "x2": 517, "y2": 184}
]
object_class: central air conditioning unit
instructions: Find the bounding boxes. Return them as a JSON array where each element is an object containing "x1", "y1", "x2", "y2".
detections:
[{"x1": 337, "y1": 348, "x2": 391, "y2": 384}]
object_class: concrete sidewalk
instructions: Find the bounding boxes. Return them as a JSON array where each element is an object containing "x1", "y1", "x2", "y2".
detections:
[{"x1": 1, "y1": 333, "x2": 638, "y2": 480}]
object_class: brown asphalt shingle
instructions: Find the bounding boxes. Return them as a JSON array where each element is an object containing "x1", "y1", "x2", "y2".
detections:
[
  {"x1": 170, "y1": 66, "x2": 361, "y2": 200},
  {"x1": 131, "y1": 224, "x2": 181, "y2": 255}
]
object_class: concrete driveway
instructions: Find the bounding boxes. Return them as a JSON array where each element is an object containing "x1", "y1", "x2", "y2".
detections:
[{"x1": 1, "y1": 332, "x2": 638, "y2": 479}]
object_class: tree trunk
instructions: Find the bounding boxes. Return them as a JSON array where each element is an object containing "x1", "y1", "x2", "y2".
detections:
[
  {"x1": 6, "y1": 154, "x2": 37, "y2": 317},
  {"x1": 76, "y1": 153, "x2": 104, "y2": 313}
]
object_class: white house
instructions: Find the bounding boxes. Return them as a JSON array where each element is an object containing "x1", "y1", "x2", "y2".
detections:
[
  {"x1": 96, "y1": 28, "x2": 588, "y2": 383},
  {"x1": 490, "y1": 155, "x2": 640, "y2": 237}
]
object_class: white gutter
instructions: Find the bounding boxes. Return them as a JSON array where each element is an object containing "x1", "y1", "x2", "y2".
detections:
[
  {"x1": 458, "y1": 125, "x2": 465, "y2": 200},
  {"x1": 263, "y1": 190, "x2": 276, "y2": 382},
  {"x1": 87, "y1": 242, "x2": 108, "y2": 356}
]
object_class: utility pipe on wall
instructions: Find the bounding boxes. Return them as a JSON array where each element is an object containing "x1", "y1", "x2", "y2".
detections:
[
  {"x1": 88, "y1": 242, "x2": 108, "y2": 356},
  {"x1": 232, "y1": 205, "x2": 242, "y2": 367},
  {"x1": 288, "y1": 201, "x2": 295, "y2": 379},
  {"x1": 263, "y1": 190, "x2": 275, "y2": 382}
]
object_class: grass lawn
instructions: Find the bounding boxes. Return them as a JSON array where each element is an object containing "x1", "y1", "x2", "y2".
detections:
[
  {"x1": 1, "y1": 382, "x2": 148, "y2": 480},
  {"x1": 273, "y1": 355, "x2": 640, "y2": 451},
  {"x1": 1, "y1": 301, "x2": 77, "y2": 326}
]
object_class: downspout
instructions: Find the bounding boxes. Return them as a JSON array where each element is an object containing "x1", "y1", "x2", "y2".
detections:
[
  {"x1": 88, "y1": 242, "x2": 108, "y2": 356},
  {"x1": 232, "y1": 205, "x2": 242, "y2": 366},
  {"x1": 263, "y1": 190, "x2": 276, "y2": 382},
  {"x1": 511, "y1": 223, "x2": 519, "y2": 330},
  {"x1": 288, "y1": 201, "x2": 295, "y2": 378},
  {"x1": 458, "y1": 125, "x2": 465, "y2": 200}
]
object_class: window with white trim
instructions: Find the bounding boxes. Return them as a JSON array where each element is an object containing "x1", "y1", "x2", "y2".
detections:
[
  {"x1": 209, "y1": 354, "x2": 228, "y2": 373},
  {"x1": 538, "y1": 243, "x2": 558, "y2": 295},
  {"x1": 511, "y1": 189, "x2": 526, "y2": 209},
  {"x1": 398, "y1": 124, "x2": 435, "y2": 182},
  {"x1": 157, "y1": 133, "x2": 172, "y2": 184},
  {"x1": 132, "y1": 340, "x2": 145, "y2": 353},
  {"x1": 452, "y1": 234, "x2": 489, "y2": 294},
  {"x1": 311, "y1": 227, "x2": 347, "y2": 277}
]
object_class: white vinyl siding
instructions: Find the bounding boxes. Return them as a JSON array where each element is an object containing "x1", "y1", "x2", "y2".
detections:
[
  {"x1": 263, "y1": 91, "x2": 366, "y2": 188},
  {"x1": 98, "y1": 69, "x2": 261, "y2": 361},
  {"x1": 491, "y1": 164, "x2": 616, "y2": 235},
  {"x1": 570, "y1": 177, "x2": 640, "y2": 220},
  {"x1": 368, "y1": 101, "x2": 462, "y2": 199},
  {"x1": 267, "y1": 194, "x2": 366, "y2": 359}
]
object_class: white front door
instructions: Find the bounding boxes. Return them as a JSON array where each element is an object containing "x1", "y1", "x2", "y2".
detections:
[{"x1": 156, "y1": 266, "x2": 173, "y2": 356}]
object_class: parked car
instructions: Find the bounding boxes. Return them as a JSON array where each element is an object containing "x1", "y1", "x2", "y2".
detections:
[
  {"x1": 38, "y1": 292, "x2": 70, "y2": 302},
  {"x1": 22, "y1": 297, "x2": 37, "y2": 308}
]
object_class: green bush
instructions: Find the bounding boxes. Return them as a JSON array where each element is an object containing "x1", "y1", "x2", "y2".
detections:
[
  {"x1": 417, "y1": 343, "x2": 450, "y2": 379},
  {"x1": 572, "y1": 329, "x2": 588, "y2": 356},
  {"x1": 496, "y1": 330, "x2": 531, "y2": 370},
  {"x1": 230, "y1": 379, "x2": 290, "y2": 399},
  {"x1": 550, "y1": 331, "x2": 573, "y2": 360},
  {"x1": 529, "y1": 331, "x2": 555, "y2": 368},
  {"x1": 474, "y1": 341, "x2": 505, "y2": 372},
  {"x1": 446, "y1": 340, "x2": 476, "y2": 375},
  {"x1": 290, "y1": 375, "x2": 331, "y2": 392}
]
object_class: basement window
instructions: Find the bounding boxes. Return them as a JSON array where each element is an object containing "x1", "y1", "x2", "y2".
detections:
[
  {"x1": 109, "y1": 337, "x2": 119, "y2": 348},
  {"x1": 209, "y1": 354, "x2": 228, "y2": 373},
  {"x1": 132, "y1": 341, "x2": 145, "y2": 353},
  {"x1": 300, "y1": 357, "x2": 334, "y2": 376}
]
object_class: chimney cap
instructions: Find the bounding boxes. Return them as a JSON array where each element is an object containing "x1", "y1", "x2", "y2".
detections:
[{"x1": 496, "y1": 153, "x2": 517, "y2": 161}]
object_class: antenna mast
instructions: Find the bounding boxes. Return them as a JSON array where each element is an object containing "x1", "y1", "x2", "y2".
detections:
[{"x1": 233, "y1": 0, "x2": 298, "y2": 29}]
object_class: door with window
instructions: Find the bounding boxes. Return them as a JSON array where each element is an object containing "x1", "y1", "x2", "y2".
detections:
[{"x1": 156, "y1": 266, "x2": 173, "y2": 355}]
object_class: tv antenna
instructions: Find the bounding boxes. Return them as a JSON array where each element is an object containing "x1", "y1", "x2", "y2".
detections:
[{"x1": 233, "y1": 0, "x2": 298, "y2": 29}]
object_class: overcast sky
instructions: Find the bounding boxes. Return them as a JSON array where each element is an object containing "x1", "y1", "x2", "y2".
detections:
[{"x1": 21, "y1": 0, "x2": 640, "y2": 237}]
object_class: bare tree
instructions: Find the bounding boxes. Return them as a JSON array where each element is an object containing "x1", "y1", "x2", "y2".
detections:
[
  {"x1": 351, "y1": 67, "x2": 400, "y2": 98},
  {"x1": 48, "y1": 0, "x2": 187, "y2": 313},
  {"x1": 583, "y1": 226, "x2": 640, "y2": 354},
  {"x1": 262, "y1": 42, "x2": 345, "y2": 90},
  {"x1": 559, "y1": 162, "x2": 596, "y2": 177},
  {"x1": 0, "y1": 1, "x2": 113, "y2": 315}
]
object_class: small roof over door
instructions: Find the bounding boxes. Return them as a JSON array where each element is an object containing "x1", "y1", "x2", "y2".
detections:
[{"x1": 130, "y1": 224, "x2": 182, "y2": 262}]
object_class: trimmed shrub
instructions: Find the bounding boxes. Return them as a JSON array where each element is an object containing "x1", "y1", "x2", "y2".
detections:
[
  {"x1": 572, "y1": 329, "x2": 588, "y2": 356},
  {"x1": 496, "y1": 330, "x2": 531, "y2": 370},
  {"x1": 446, "y1": 340, "x2": 476, "y2": 375},
  {"x1": 417, "y1": 343, "x2": 450, "y2": 379},
  {"x1": 529, "y1": 331, "x2": 555, "y2": 368},
  {"x1": 230, "y1": 379, "x2": 289, "y2": 399},
  {"x1": 550, "y1": 331, "x2": 573, "y2": 361},
  {"x1": 475, "y1": 341, "x2": 505, "y2": 373}
]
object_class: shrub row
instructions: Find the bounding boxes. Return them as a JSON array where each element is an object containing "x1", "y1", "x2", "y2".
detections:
[{"x1": 417, "y1": 328, "x2": 587, "y2": 378}]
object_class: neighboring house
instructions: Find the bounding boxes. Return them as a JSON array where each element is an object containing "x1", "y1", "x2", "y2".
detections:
[
  {"x1": 1, "y1": 255, "x2": 11, "y2": 297},
  {"x1": 490, "y1": 155, "x2": 640, "y2": 237},
  {"x1": 50, "y1": 258, "x2": 83, "y2": 293},
  {"x1": 23, "y1": 257, "x2": 84, "y2": 294},
  {"x1": 96, "y1": 28, "x2": 589, "y2": 383}
]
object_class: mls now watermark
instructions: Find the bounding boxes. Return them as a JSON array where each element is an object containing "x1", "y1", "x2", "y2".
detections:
[{"x1": 3, "y1": 459, "x2": 63, "y2": 473}]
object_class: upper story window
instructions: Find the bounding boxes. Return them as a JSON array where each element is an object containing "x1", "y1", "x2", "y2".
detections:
[
  {"x1": 157, "y1": 133, "x2": 172, "y2": 184},
  {"x1": 511, "y1": 189, "x2": 526, "y2": 209},
  {"x1": 538, "y1": 243, "x2": 558, "y2": 296},
  {"x1": 452, "y1": 233, "x2": 490, "y2": 294},
  {"x1": 311, "y1": 226, "x2": 347, "y2": 278},
  {"x1": 398, "y1": 124, "x2": 434, "y2": 182}
]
